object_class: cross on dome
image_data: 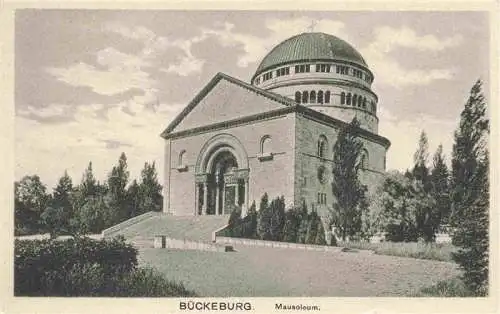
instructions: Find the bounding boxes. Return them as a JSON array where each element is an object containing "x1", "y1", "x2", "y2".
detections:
[{"x1": 307, "y1": 20, "x2": 317, "y2": 32}]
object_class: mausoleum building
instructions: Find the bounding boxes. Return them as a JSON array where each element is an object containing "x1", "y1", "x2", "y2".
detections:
[{"x1": 161, "y1": 32, "x2": 390, "y2": 219}]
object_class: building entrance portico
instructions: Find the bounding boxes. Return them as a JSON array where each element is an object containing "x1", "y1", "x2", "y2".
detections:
[{"x1": 195, "y1": 134, "x2": 250, "y2": 216}]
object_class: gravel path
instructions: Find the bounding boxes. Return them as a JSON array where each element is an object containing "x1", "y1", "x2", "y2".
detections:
[{"x1": 138, "y1": 245, "x2": 459, "y2": 297}]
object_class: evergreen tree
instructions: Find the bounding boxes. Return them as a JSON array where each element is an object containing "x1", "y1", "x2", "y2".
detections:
[
  {"x1": 453, "y1": 154, "x2": 489, "y2": 295},
  {"x1": 126, "y1": 179, "x2": 141, "y2": 218},
  {"x1": 331, "y1": 118, "x2": 365, "y2": 241},
  {"x1": 411, "y1": 131, "x2": 440, "y2": 242},
  {"x1": 105, "y1": 153, "x2": 130, "y2": 226},
  {"x1": 138, "y1": 162, "x2": 163, "y2": 213},
  {"x1": 412, "y1": 131, "x2": 430, "y2": 188},
  {"x1": 305, "y1": 210, "x2": 320, "y2": 244},
  {"x1": 450, "y1": 80, "x2": 489, "y2": 227},
  {"x1": 80, "y1": 162, "x2": 97, "y2": 198},
  {"x1": 257, "y1": 193, "x2": 271, "y2": 240},
  {"x1": 450, "y1": 80, "x2": 489, "y2": 295},
  {"x1": 269, "y1": 196, "x2": 286, "y2": 241},
  {"x1": 296, "y1": 201, "x2": 309, "y2": 244},
  {"x1": 282, "y1": 205, "x2": 303, "y2": 243},
  {"x1": 430, "y1": 144, "x2": 451, "y2": 226},
  {"x1": 315, "y1": 217, "x2": 327, "y2": 245},
  {"x1": 50, "y1": 170, "x2": 74, "y2": 233},
  {"x1": 242, "y1": 201, "x2": 258, "y2": 238}
]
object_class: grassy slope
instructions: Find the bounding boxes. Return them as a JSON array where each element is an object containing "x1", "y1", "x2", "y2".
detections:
[
  {"x1": 138, "y1": 245, "x2": 459, "y2": 297},
  {"x1": 338, "y1": 241, "x2": 456, "y2": 262}
]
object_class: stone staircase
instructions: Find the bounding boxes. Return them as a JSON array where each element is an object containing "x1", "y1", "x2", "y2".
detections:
[{"x1": 102, "y1": 213, "x2": 229, "y2": 249}]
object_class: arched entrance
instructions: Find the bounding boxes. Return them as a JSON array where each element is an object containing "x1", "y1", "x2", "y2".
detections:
[{"x1": 195, "y1": 134, "x2": 250, "y2": 216}]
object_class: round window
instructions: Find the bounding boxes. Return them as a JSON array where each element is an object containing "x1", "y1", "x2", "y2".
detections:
[{"x1": 317, "y1": 166, "x2": 327, "y2": 184}]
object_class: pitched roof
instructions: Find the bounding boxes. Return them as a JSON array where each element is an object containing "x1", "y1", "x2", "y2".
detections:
[{"x1": 160, "y1": 72, "x2": 296, "y2": 137}]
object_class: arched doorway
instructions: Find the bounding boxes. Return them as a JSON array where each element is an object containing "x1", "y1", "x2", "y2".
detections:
[
  {"x1": 205, "y1": 151, "x2": 245, "y2": 215},
  {"x1": 195, "y1": 134, "x2": 250, "y2": 216}
]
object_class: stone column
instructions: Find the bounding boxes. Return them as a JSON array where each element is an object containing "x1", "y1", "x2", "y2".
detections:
[
  {"x1": 215, "y1": 185, "x2": 220, "y2": 216},
  {"x1": 194, "y1": 183, "x2": 199, "y2": 215},
  {"x1": 234, "y1": 183, "x2": 239, "y2": 206},
  {"x1": 243, "y1": 179, "x2": 249, "y2": 217},
  {"x1": 202, "y1": 182, "x2": 208, "y2": 215}
]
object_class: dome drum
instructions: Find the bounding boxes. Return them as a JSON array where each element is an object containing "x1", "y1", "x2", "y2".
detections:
[{"x1": 253, "y1": 61, "x2": 374, "y2": 91}]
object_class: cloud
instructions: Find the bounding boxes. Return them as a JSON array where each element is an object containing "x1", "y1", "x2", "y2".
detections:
[
  {"x1": 103, "y1": 22, "x2": 157, "y2": 42},
  {"x1": 202, "y1": 17, "x2": 347, "y2": 68},
  {"x1": 17, "y1": 103, "x2": 75, "y2": 124},
  {"x1": 361, "y1": 26, "x2": 463, "y2": 88},
  {"x1": 378, "y1": 107, "x2": 458, "y2": 171},
  {"x1": 15, "y1": 94, "x2": 184, "y2": 189},
  {"x1": 46, "y1": 62, "x2": 154, "y2": 96},
  {"x1": 101, "y1": 139, "x2": 132, "y2": 150},
  {"x1": 104, "y1": 22, "x2": 206, "y2": 76}
]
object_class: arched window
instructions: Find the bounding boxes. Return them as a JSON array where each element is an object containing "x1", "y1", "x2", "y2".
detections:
[
  {"x1": 325, "y1": 91, "x2": 331, "y2": 103},
  {"x1": 302, "y1": 91, "x2": 309, "y2": 104},
  {"x1": 363, "y1": 97, "x2": 367, "y2": 109},
  {"x1": 360, "y1": 149, "x2": 369, "y2": 169},
  {"x1": 261, "y1": 135, "x2": 272, "y2": 154},
  {"x1": 317, "y1": 135, "x2": 328, "y2": 158},
  {"x1": 310, "y1": 91, "x2": 316, "y2": 103},
  {"x1": 346, "y1": 93, "x2": 352, "y2": 105},
  {"x1": 178, "y1": 150, "x2": 186, "y2": 166},
  {"x1": 295, "y1": 91, "x2": 301, "y2": 103},
  {"x1": 341, "y1": 92, "x2": 346, "y2": 105},
  {"x1": 353, "y1": 94, "x2": 357, "y2": 107},
  {"x1": 317, "y1": 90, "x2": 324, "y2": 104}
]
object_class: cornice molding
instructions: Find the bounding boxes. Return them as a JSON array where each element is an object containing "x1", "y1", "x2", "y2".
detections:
[{"x1": 163, "y1": 103, "x2": 391, "y2": 150}]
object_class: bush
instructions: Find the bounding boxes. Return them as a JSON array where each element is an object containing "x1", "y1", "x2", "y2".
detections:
[
  {"x1": 414, "y1": 277, "x2": 477, "y2": 297},
  {"x1": 15, "y1": 236, "x2": 137, "y2": 295},
  {"x1": 110, "y1": 267, "x2": 196, "y2": 297},
  {"x1": 14, "y1": 237, "x2": 195, "y2": 297},
  {"x1": 337, "y1": 241, "x2": 456, "y2": 262}
]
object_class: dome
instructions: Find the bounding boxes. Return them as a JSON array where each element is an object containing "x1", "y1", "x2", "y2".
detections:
[{"x1": 253, "y1": 32, "x2": 367, "y2": 78}]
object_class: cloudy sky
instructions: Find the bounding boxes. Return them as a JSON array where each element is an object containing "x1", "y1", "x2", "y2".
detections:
[{"x1": 15, "y1": 10, "x2": 489, "y2": 189}]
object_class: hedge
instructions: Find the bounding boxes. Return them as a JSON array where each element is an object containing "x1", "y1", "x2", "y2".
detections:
[{"x1": 15, "y1": 236, "x2": 137, "y2": 296}]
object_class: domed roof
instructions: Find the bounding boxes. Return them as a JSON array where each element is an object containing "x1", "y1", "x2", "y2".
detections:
[{"x1": 254, "y1": 32, "x2": 367, "y2": 76}]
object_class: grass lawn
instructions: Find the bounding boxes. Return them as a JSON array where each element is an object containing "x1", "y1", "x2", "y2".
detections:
[
  {"x1": 338, "y1": 241, "x2": 456, "y2": 262},
  {"x1": 138, "y1": 244, "x2": 459, "y2": 297}
]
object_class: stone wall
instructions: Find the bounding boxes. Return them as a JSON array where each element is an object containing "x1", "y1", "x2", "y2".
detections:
[
  {"x1": 294, "y1": 114, "x2": 387, "y2": 218},
  {"x1": 164, "y1": 113, "x2": 296, "y2": 215}
]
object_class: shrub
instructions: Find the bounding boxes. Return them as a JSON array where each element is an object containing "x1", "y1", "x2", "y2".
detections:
[
  {"x1": 15, "y1": 236, "x2": 137, "y2": 295},
  {"x1": 414, "y1": 277, "x2": 476, "y2": 297},
  {"x1": 110, "y1": 267, "x2": 196, "y2": 297}
]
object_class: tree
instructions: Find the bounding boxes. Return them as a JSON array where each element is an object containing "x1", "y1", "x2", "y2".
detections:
[
  {"x1": 412, "y1": 131, "x2": 430, "y2": 187},
  {"x1": 430, "y1": 145, "x2": 451, "y2": 226},
  {"x1": 331, "y1": 118, "x2": 365, "y2": 241},
  {"x1": 72, "y1": 196, "x2": 107, "y2": 234},
  {"x1": 296, "y1": 201, "x2": 309, "y2": 244},
  {"x1": 282, "y1": 205, "x2": 303, "y2": 243},
  {"x1": 14, "y1": 175, "x2": 50, "y2": 233},
  {"x1": 138, "y1": 162, "x2": 163, "y2": 213},
  {"x1": 80, "y1": 162, "x2": 97, "y2": 199},
  {"x1": 450, "y1": 80, "x2": 489, "y2": 227},
  {"x1": 269, "y1": 196, "x2": 286, "y2": 241},
  {"x1": 50, "y1": 171, "x2": 74, "y2": 234},
  {"x1": 410, "y1": 131, "x2": 439, "y2": 242},
  {"x1": 450, "y1": 80, "x2": 489, "y2": 295},
  {"x1": 105, "y1": 153, "x2": 130, "y2": 226},
  {"x1": 242, "y1": 201, "x2": 258, "y2": 239},
  {"x1": 305, "y1": 210, "x2": 320, "y2": 244},
  {"x1": 257, "y1": 193, "x2": 271, "y2": 240},
  {"x1": 368, "y1": 171, "x2": 426, "y2": 242},
  {"x1": 126, "y1": 179, "x2": 141, "y2": 218},
  {"x1": 40, "y1": 207, "x2": 65, "y2": 238}
]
